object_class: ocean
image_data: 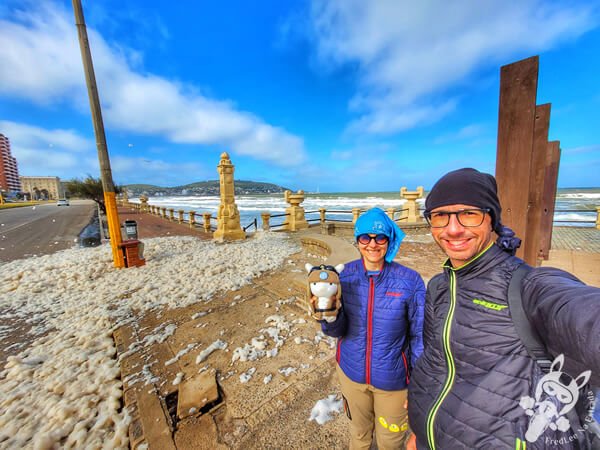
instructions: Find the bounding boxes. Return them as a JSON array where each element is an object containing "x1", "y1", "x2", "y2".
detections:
[{"x1": 134, "y1": 188, "x2": 599, "y2": 229}]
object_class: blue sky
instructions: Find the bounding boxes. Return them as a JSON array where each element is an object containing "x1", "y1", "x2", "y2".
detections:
[{"x1": 1, "y1": 0, "x2": 599, "y2": 192}]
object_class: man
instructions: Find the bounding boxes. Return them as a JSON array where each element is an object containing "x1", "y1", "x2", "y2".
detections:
[{"x1": 407, "y1": 168, "x2": 600, "y2": 449}]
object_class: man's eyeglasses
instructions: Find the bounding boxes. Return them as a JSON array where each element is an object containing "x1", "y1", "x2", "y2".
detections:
[
  {"x1": 356, "y1": 234, "x2": 389, "y2": 245},
  {"x1": 424, "y1": 208, "x2": 490, "y2": 228}
]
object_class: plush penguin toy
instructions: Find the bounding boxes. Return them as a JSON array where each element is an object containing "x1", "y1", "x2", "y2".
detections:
[{"x1": 305, "y1": 263, "x2": 344, "y2": 322}]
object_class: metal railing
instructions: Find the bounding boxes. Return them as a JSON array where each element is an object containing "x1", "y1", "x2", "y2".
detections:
[
  {"x1": 243, "y1": 218, "x2": 258, "y2": 232},
  {"x1": 552, "y1": 209, "x2": 596, "y2": 225}
]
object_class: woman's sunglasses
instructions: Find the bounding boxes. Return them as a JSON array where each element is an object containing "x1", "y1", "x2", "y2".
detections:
[{"x1": 356, "y1": 234, "x2": 389, "y2": 245}]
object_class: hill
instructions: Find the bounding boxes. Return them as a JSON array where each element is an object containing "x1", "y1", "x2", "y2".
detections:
[{"x1": 124, "y1": 180, "x2": 290, "y2": 196}]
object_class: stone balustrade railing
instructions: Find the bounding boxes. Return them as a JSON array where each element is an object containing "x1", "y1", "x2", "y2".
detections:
[{"x1": 117, "y1": 198, "x2": 600, "y2": 234}]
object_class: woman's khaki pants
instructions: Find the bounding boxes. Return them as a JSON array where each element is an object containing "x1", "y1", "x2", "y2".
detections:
[{"x1": 337, "y1": 364, "x2": 409, "y2": 450}]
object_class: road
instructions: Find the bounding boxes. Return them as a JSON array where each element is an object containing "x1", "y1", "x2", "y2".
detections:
[{"x1": 0, "y1": 200, "x2": 96, "y2": 262}]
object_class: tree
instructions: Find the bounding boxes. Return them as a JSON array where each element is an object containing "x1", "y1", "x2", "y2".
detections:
[{"x1": 65, "y1": 176, "x2": 122, "y2": 213}]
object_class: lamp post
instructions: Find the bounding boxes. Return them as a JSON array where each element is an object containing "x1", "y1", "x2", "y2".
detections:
[{"x1": 72, "y1": 0, "x2": 124, "y2": 268}]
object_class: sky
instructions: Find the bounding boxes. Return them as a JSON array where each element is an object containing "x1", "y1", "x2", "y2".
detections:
[{"x1": 0, "y1": 0, "x2": 599, "y2": 192}]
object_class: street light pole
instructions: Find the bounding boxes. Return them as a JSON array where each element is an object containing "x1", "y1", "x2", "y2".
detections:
[{"x1": 72, "y1": 0, "x2": 124, "y2": 268}]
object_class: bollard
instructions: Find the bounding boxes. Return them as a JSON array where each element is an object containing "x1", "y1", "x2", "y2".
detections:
[
  {"x1": 319, "y1": 208, "x2": 326, "y2": 224},
  {"x1": 386, "y1": 208, "x2": 395, "y2": 220},
  {"x1": 283, "y1": 190, "x2": 309, "y2": 231},
  {"x1": 400, "y1": 186, "x2": 424, "y2": 223},
  {"x1": 261, "y1": 212, "x2": 271, "y2": 231},
  {"x1": 168, "y1": 208, "x2": 174, "y2": 221},
  {"x1": 161, "y1": 207, "x2": 167, "y2": 219},
  {"x1": 189, "y1": 211, "x2": 196, "y2": 228},
  {"x1": 203, "y1": 213, "x2": 212, "y2": 232},
  {"x1": 352, "y1": 208, "x2": 361, "y2": 224},
  {"x1": 178, "y1": 210, "x2": 185, "y2": 224}
]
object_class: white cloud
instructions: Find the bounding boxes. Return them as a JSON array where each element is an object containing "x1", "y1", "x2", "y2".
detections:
[
  {"x1": 13, "y1": 146, "x2": 99, "y2": 179},
  {"x1": 563, "y1": 144, "x2": 600, "y2": 155},
  {"x1": 433, "y1": 124, "x2": 486, "y2": 145},
  {"x1": 309, "y1": 0, "x2": 596, "y2": 135},
  {"x1": 0, "y1": 118, "x2": 211, "y2": 184},
  {"x1": 0, "y1": 2, "x2": 306, "y2": 167},
  {"x1": 110, "y1": 156, "x2": 210, "y2": 186},
  {"x1": 0, "y1": 3, "x2": 85, "y2": 104},
  {"x1": 0, "y1": 120, "x2": 93, "y2": 152},
  {"x1": 0, "y1": 120, "x2": 98, "y2": 178}
]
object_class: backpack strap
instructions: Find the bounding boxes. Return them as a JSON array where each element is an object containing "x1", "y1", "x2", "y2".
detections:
[{"x1": 508, "y1": 264, "x2": 553, "y2": 373}]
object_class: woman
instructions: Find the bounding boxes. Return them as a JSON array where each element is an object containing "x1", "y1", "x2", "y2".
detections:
[{"x1": 316, "y1": 207, "x2": 425, "y2": 449}]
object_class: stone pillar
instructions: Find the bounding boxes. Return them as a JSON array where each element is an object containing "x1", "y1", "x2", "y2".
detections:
[
  {"x1": 352, "y1": 208, "x2": 361, "y2": 224},
  {"x1": 261, "y1": 212, "x2": 271, "y2": 231},
  {"x1": 400, "y1": 186, "x2": 424, "y2": 223},
  {"x1": 596, "y1": 207, "x2": 600, "y2": 230},
  {"x1": 213, "y1": 152, "x2": 246, "y2": 240},
  {"x1": 161, "y1": 207, "x2": 167, "y2": 219},
  {"x1": 283, "y1": 190, "x2": 309, "y2": 231},
  {"x1": 178, "y1": 210, "x2": 185, "y2": 224},
  {"x1": 203, "y1": 213, "x2": 212, "y2": 232},
  {"x1": 386, "y1": 208, "x2": 395, "y2": 220},
  {"x1": 319, "y1": 208, "x2": 326, "y2": 224},
  {"x1": 189, "y1": 211, "x2": 196, "y2": 228},
  {"x1": 168, "y1": 208, "x2": 175, "y2": 221}
]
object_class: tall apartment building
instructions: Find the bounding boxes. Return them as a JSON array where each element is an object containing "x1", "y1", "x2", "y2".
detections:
[{"x1": 0, "y1": 133, "x2": 21, "y2": 193}]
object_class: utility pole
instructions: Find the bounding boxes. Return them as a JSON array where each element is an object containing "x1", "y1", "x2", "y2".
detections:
[{"x1": 72, "y1": 0, "x2": 124, "y2": 268}]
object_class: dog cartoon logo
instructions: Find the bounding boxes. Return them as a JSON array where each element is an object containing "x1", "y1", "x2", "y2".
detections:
[{"x1": 519, "y1": 354, "x2": 591, "y2": 443}]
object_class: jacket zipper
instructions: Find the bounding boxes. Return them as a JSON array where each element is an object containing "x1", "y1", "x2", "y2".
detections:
[
  {"x1": 365, "y1": 276, "x2": 375, "y2": 385},
  {"x1": 401, "y1": 351, "x2": 410, "y2": 384},
  {"x1": 426, "y1": 270, "x2": 458, "y2": 450}
]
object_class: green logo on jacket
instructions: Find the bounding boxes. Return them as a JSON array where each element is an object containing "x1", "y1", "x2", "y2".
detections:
[{"x1": 472, "y1": 298, "x2": 508, "y2": 311}]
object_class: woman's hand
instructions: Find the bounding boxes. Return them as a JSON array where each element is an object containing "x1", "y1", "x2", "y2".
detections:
[{"x1": 405, "y1": 433, "x2": 416, "y2": 450}]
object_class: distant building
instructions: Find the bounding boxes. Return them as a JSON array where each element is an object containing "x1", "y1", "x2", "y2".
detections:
[
  {"x1": 0, "y1": 134, "x2": 21, "y2": 193},
  {"x1": 20, "y1": 176, "x2": 62, "y2": 200}
]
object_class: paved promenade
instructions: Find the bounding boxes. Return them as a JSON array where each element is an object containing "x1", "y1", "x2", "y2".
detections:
[
  {"x1": 551, "y1": 226, "x2": 600, "y2": 252},
  {"x1": 542, "y1": 227, "x2": 600, "y2": 287}
]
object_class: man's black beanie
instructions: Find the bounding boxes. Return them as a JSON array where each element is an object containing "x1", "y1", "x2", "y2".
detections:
[{"x1": 424, "y1": 168, "x2": 501, "y2": 231}]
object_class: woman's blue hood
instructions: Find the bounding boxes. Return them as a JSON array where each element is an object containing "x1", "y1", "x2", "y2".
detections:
[{"x1": 354, "y1": 207, "x2": 405, "y2": 263}]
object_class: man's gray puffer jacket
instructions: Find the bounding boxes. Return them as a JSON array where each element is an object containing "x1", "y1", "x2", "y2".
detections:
[{"x1": 408, "y1": 243, "x2": 600, "y2": 449}]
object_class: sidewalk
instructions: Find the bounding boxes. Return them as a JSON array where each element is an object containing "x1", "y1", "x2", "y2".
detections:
[
  {"x1": 117, "y1": 206, "x2": 212, "y2": 240},
  {"x1": 543, "y1": 227, "x2": 600, "y2": 287}
]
